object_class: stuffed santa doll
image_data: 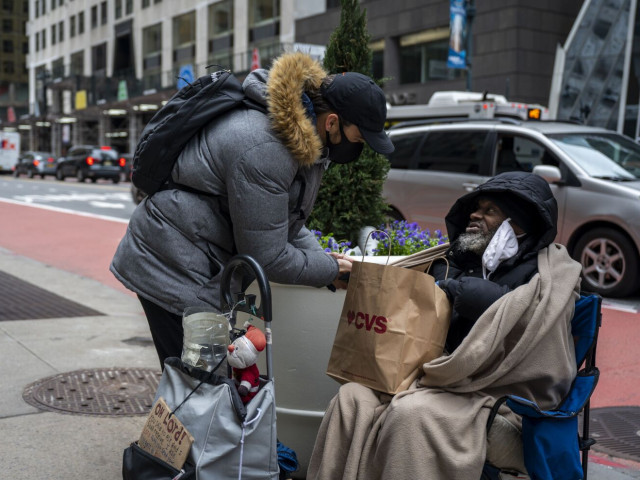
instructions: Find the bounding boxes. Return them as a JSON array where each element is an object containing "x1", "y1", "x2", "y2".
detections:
[{"x1": 227, "y1": 325, "x2": 266, "y2": 404}]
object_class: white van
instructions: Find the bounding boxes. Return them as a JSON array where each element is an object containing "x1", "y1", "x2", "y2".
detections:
[{"x1": 0, "y1": 132, "x2": 20, "y2": 173}]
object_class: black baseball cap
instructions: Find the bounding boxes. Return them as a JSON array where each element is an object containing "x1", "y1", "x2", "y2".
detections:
[{"x1": 321, "y1": 72, "x2": 395, "y2": 155}]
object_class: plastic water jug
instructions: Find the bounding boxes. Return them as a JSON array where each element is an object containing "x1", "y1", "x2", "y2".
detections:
[{"x1": 181, "y1": 307, "x2": 229, "y2": 373}]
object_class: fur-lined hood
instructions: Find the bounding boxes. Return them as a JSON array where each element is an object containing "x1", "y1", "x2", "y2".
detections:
[{"x1": 242, "y1": 52, "x2": 326, "y2": 167}]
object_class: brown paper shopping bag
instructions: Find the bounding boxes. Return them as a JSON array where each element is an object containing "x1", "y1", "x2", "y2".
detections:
[{"x1": 326, "y1": 257, "x2": 451, "y2": 394}]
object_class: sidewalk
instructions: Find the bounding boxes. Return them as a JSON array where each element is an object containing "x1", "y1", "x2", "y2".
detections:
[
  {"x1": 0, "y1": 247, "x2": 158, "y2": 479},
  {"x1": 1, "y1": 246, "x2": 639, "y2": 479}
]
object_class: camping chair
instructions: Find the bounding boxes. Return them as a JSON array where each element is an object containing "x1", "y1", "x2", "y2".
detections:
[{"x1": 482, "y1": 293, "x2": 602, "y2": 480}]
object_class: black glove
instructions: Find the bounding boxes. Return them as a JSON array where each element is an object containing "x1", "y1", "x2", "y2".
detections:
[{"x1": 438, "y1": 278, "x2": 460, "y2": 303}]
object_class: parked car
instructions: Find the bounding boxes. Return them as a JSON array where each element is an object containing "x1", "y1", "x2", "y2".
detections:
[
  {"x1": 55, "y1": 145, "x2": 124, "y2": 183},
  {"x1": 383, "y1": 118, "x2": 640, "y2": 298},
  {"x1": 13, "y1": 151, "x2": 58, "y2": 178}
]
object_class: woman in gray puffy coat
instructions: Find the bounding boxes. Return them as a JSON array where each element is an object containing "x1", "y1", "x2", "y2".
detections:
[{"x1": 110, "y1": 52, "x2": 394, "y2": 366}]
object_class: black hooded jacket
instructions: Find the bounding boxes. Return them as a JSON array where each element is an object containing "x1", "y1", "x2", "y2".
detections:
[{"x1": 431, "y1": 172, "x2": 558, "y2": 352}]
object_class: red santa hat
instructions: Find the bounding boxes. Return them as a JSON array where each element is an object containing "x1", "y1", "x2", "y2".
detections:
[{"x1": 244, "y1": 325, "x2": 266, "y2": 352}]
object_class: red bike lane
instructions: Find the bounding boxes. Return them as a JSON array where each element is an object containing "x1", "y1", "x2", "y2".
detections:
[
  {"x1": 0, "y1": 200, "x2": 131, "y2": 296},
  {"x1": 1, "y1": 200, "x2": 638, "y2": 408}
]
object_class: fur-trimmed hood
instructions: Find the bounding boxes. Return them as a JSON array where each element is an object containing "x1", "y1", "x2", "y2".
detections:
[{"x1": 242, "y1": 52, "x2": 326, "y2": 167}]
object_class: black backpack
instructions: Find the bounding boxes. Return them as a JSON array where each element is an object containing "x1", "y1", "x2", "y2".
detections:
[{"x1": 132, "y1": 69, "x2": 266, "y2": 196}]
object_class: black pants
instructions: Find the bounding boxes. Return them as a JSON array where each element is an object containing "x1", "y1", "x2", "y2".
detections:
[{"x1": 137, "y1": 295, "x2": 183, "y2": 369}]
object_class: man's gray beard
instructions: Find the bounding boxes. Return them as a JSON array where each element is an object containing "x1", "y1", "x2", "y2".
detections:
[{"x1": 456, "y1": 231, "x2": 493, "y2": 255}]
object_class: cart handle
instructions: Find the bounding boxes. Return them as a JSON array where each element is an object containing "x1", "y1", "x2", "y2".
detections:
[
  {"x1": 221, "y1": 254, "x2": 272, "y2": 324},
  {"x1": 220, "y1": 255, "x2": 273, "y2": 380}
]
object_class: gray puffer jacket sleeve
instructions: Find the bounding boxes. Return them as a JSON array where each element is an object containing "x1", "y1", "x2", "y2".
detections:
[{"x1": 227, "y1": 141, "x2": 338, "y2": 286}]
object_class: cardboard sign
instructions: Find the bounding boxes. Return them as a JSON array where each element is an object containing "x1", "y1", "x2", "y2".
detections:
[{"x1": 138, "y1": 397, "x2": 194, "y2": 470}]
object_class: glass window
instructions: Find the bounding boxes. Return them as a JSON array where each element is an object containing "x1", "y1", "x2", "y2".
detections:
[
  {"x1": 70, "y1": 50, "x2": 83, "y2": 76},
  {"x1": 51, "y1": 24, "x2": 56, "y2": 45},
  {"x1": 3, "y1": 0, "x2": 13, "y2": 11},
  {"x1": 92, "y1": 42, "x2": 106, "y2": 72},
  {"x1": 386, "y1": 132, "x2": 423, "y2": 169},
  {"x1": 52, "y1": 57, "x2": 64, "y2": 78},
  {"x1": 372, "y1": 50, "x2": 383, "y2": 80},
  {"x1": 549, "y1": 132, "x2": 640, "y2": 179},
  {"x1": 173, "y1": 11, "x2": 195, "y2": 74},
  {"x1": 208, "y1": 0, "x2": 233, "y2": 64},
  {"x1": 417, "y1": 131, "x2": 486, "y2": 173},
  {"x1": 91, "y1": 5, "x2": 97, "y2": 28},
  {"x1": 3, "y1": 61, "x2": 14, "y2": 74},
  {"x1": 115, "y1": 0, "x2": 122, "y2": 19},
  {"x1": 2, "y1": 19, "x2": 11, "y2": 32},
  {"x1": 494, "y1": 135, "x2": 559, "y2": 175},
  {"x1": 58, "y1": 20, "x2": 63, "y2": 42},
  {"x1": 142, "y1": 0, "x2": 150, "y2": 8},
  {"x1": 70, "y1": 15, "x2": 76, "y2": 37},
  {"x1": 209, "y1": 0, "x2": 233, "y2": 36},
  {"x1": 41, "y1": 28, "x2": 46, "y2": 49},
  {"x1": 125, "y1": 0, "x2": 132, "y2": 14},
  {"x1": 249, "y1": 0, "x2": 279, "y2": 25},
  {"x1": 35, "y1": 0, "x2": 39, "y2": 18},
  {"x1": 35, "y1": 32, "x2": 39, "y2": 52},
  {"x1": 399, "y1": 29, "x2": 463, "y2": 84},
  {"x1": 143, "y1": 23, "x2": 162, "y2": 89},
  {"x1": 100, "y1": 1, "x2": 107, "y2": 24},
  {"x1": 78, "y1": 11, "x2": 85, "y2": 34}
]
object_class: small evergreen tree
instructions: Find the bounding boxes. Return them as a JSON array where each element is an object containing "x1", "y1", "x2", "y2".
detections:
[{"x1": 307, "y1": 0, "x2": 390, "y2": 247}]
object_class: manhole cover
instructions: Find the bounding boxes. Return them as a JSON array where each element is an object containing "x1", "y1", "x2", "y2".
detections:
[
  {"x1": 23, "y1": 368, "x2": 161, "y2": 416},
  {"x1": 589, "y1": 406, "x2": 640, "y2": 462}
]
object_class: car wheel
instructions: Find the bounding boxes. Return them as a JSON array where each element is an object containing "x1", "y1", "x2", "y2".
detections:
[
  {"x1": 573, "y1": 227, "x2": 640, "y2": 298},
  {"x1": 27, "y1": 169, "x2": 35, "y2": 179},
  {"x1": 112, "y1": 177, "x2": 120, "y2": 184},
  {"x1": 55, "y1": 168, "x2": 65, "y2": 181},
  {"x1": 77, "y1": 169, "x2": 86, "y2": 182}
]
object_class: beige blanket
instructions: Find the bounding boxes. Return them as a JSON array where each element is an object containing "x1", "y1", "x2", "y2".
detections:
[{"x1": 308, "y1": 244, "x2": 582, "y2": 479}]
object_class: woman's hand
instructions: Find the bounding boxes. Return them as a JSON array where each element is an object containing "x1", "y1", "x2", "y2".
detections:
[{"x1": 328, "y1": 252, "x2": 354, "y2": 290}]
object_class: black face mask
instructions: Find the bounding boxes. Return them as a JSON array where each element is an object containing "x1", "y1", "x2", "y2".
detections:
[{"x1": 326, "y1": 120, "x2": 364, "y2": 164}]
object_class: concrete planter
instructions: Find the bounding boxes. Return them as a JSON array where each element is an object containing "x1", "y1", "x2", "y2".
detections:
[{"x1": 249, "y1": 255, "x2": 403, "y2": 477}]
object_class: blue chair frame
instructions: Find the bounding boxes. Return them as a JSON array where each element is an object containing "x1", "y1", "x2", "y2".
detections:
[{"x1": 482, "y1": 294, "x2": 602, "y2": 480}]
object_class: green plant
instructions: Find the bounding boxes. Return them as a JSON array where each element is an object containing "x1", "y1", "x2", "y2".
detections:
[
  {"x1": 314, "y1": 222, "x2": 448, "y2": 257},
  {"x1": 307, "y1": 0, "x2": 390, "y2": 246},
  {"x1": 312, "y1": 230, "x2": 353, "y2": 254},
  {"x1": 371, "y1": 222, "x2": 448, "y2": 256}
]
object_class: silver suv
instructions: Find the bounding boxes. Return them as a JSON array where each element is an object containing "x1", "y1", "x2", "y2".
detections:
[{"x1": 383, "y1": 119, "x2": 640, "y2": 298}]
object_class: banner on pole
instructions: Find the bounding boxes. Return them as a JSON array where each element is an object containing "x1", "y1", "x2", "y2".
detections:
[
  {"x1": 447, "y1": 0, "x2": 467, "y2": 69},
  {"x1": 251, "y1": 48, "x2": 261, "y2": 71}
]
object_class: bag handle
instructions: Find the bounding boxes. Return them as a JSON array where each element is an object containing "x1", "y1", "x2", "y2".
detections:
[
  {"x1": 362, "y1": 229, "x2": 392, "y2": 264},
  {"x1": 424, "y1": 256, "x2": 450, "y2": 279}
]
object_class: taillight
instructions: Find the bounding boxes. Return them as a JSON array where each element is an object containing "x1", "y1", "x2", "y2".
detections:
[
  {"x1": 47, "y1": 157, "x2": 54, "y2": 163},
  {"x1": 86, "y1": 156, "x2": 95, "y2": 166},
  {"x1": 33, "y1": 160, "x2": 40, "y2": 167},
  {"x1": 119, "y1": 157, "x2": 126, "y2": 167}
]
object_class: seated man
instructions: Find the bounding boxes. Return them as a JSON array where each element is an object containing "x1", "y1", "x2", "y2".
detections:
[{"x1": 308, "y1": 172, "x2": 582, "y2": 479}]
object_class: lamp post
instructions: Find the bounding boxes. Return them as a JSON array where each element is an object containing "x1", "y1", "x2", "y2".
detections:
[{"x1": 465, "y1": 0, "x2": 476, "y2": 92}]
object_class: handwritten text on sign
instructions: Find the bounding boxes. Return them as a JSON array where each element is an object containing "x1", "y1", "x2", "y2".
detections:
[{"x1": 138, "y1": 397, "x2": 194, "y2": 470}]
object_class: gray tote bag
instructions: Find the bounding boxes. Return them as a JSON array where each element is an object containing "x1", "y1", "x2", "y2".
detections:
[{"x1": 156, "y1": 357, "x2": 279, "y2": 480}]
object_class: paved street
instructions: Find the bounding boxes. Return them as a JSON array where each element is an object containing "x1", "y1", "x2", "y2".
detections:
[{"x1": 0, "y1": 183, "x2": 639, "y2": 478}]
